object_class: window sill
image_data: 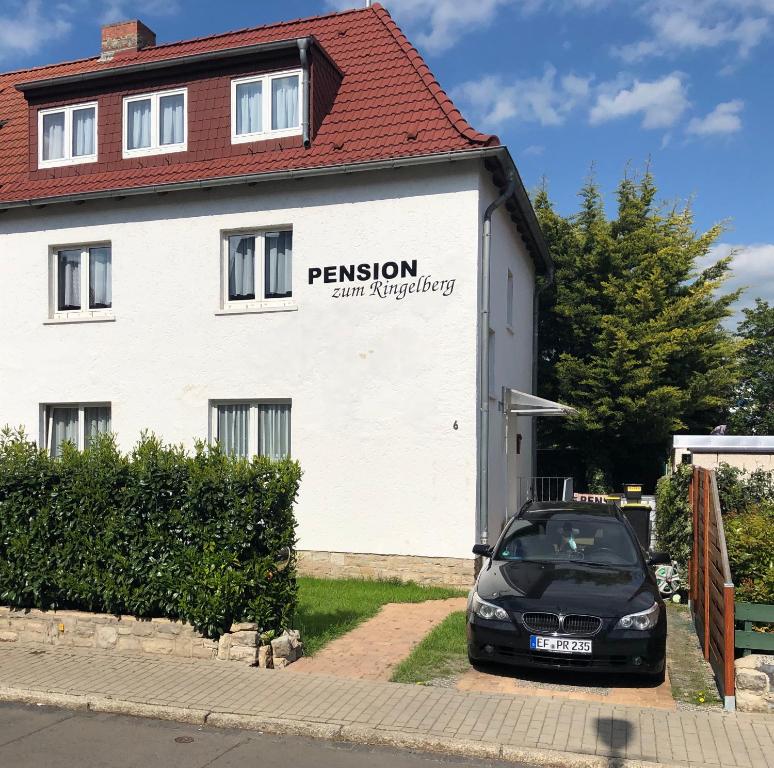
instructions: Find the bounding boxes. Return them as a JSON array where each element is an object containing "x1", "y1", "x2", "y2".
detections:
[
  {"x1": 216, "y1": 303, "x2": 297, "y2": 316},
  {"x1": 44, "y1": 313, "x2": 116, "y2": 325}
]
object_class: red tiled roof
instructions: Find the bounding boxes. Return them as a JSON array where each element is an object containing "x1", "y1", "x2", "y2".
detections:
[{"x1": 0, "y1": 3, "x2": 498, "y2": 206}]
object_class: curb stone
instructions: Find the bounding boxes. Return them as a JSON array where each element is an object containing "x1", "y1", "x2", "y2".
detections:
[{"x1": 0, "y1": 685, "x2": 690, "y2": 768}]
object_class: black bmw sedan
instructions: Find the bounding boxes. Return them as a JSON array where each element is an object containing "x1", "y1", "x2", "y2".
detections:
[{"x1": 467, "y1": 502, "x2": 670, "y2": 681}]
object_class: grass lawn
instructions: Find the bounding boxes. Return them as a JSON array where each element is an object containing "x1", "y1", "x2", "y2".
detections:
[
  {"x1": 391, "y1": 610, "x2": 469, "y2": 684},
  {"x1": 294, "y1": 577, "x2": 465, "y2": 656}
]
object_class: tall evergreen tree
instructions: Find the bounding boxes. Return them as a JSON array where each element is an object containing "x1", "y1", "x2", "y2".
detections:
[
  {"x1": 729, "y1": 299, "x2": 774, "y2": 435},
  {"x1": 536, "y1": 169, "x2": 741, "y2": 490}
]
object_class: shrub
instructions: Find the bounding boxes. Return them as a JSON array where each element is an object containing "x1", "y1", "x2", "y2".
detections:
[
  {"x1": 655, "y1": 465, "x2": 693, "y2": 568},
  {"x1": 656, "y1": 463, "x2": 774, "y2": 603},
  {"x1": 0, "y1": 428, "x2": 300, "y2": 638},
  {"x1": 725, "y1": 504, "x2": 774, "y2": 603}
]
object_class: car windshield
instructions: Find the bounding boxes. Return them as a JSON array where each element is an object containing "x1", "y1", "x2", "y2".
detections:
[{"x1": 495, "y1": 515, "x2": 640, "y2": 567}]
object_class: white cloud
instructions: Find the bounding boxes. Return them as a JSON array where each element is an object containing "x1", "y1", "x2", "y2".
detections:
[
  {"x1": 522, "y1": 144, "x2": 546, "y2": 156},
  {"x1": 589, "y1": 73, "x2": 689, "y2": 129},
  {"x1": 451, "y1": 66, "x2": 592, "y2": 129},
  {"x1": 614, "y1": 1, "x2": 770, "y2": 63},
  {"x1": 99, "y1": 0, "x2": 180, "y2": 25},
  {"x1": 687, "y1": 100, "x2": 744, "y2": 136},
  {"x1": 703, "y1": 243, "x2": 774, "y2": 321},
  {"x1": 0, "y1": 0, "x2": 71, "y2": 58},
  {"x1": 328, "y1": 0, "x2": 610, "y2": 54}
]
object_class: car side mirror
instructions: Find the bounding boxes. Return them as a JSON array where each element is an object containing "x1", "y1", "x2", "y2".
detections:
[
  {"x1": 647, "y1": 551, "x2": 670, "y2": 566},
  {"x1": 472, "y1": 544, "x2": 493, "y2": 558}
]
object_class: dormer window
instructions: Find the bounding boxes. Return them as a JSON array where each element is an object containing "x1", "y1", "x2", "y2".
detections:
[
  {"x1": 123, "y1": 87, "x2": 187, "y2": 157},
  {"x1": 231, "y1": 70, "x2": 302, "y2": 143},
  {"x1": 38, "y1": 102, "x2": 98, "y2": 168}
]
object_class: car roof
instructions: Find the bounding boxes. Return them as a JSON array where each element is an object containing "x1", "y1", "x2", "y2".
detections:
[{"x1": 519, "y1": 501, "x2": 622, "y2": 520}]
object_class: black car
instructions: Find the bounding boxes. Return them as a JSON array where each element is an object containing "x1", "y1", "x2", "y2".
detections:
[{"x1": 467, "y1": 501, "x2": 670, "y2": 681}]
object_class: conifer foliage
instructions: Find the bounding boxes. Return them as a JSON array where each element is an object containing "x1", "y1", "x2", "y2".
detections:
[
  {"x1": 535, "y1": 169, "x2": 740, "y2": 490},
  {"x1": 730, "y1": 299, "x2": 774, "y2": 436}
]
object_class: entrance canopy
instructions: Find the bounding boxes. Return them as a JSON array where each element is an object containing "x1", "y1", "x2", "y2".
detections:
[{"x1": 505, "y1": 388, "x2": 577, "y2": 417}]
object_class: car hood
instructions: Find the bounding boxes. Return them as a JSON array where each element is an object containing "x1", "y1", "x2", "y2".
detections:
[{"x1": 475, "y1": 559, "x2": 657, "y2": 617}]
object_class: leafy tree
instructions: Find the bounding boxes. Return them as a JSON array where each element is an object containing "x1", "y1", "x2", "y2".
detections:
[
  {"x1": 729, "y1": 299, "x2": 774, "y2": 435},
  {"x1": 535, "y1": 169, "x2": 741, "y2": 490}
]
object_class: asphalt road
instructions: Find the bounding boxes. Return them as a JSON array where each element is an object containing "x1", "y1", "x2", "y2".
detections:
[{"x1": 0, "y1": 702, "x2": 531, "y2": 768}]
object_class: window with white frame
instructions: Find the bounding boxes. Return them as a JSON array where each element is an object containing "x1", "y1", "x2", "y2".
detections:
[
  {"x1": 231, "y1": 70, "x2": 302, "y2": 143},
  {"x1": 38, "y1": 102, "x2": 98, "y2": 168},
  {"x1": 50, "y1": 244, "x2": 112, "y2": 319},
  {"x1": 123, "y1": 88, "x2": 187, "y2": 157},
  {"x1": 506, "y1": 270, "x2": 514, "y2": 328},
  {"x1": 222, "y1": 229, "x2": 292, "y2": 309},
  {"x1": 44, "y1": 403, "x2": 111, "y2": 457},
  {"x1": 210, "y1": 401, "x2": 291, "y2": 460}
]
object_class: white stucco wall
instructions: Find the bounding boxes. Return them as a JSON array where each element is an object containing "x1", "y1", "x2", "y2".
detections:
[
  {"x1": 477, "y1": 171, "x2": 536, "y2": 541},
  {"x1": 0, "y1": 164, "x2": 484, "y2": 560}
]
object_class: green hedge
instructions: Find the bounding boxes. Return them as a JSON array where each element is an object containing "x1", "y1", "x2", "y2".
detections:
[
  {"x1": 655, "y1": 465, "x2": 693, "y2": 568},
  {"x1": 0, "y1": 428, "x2": 300, "y2": 638},
  {"x1": 656, "y1": 463, "x2": 774, "y2": 603}
]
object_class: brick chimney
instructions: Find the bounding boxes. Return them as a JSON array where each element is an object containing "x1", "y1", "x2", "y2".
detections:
[{"x1": 101, "y1": 20, "x2": 156, "y2": 58}]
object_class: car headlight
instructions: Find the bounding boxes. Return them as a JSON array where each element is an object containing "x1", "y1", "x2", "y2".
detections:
[
  {"x1": 616, "y1": 602, "x2": 660, "y2": 631},
  {"x1": 471, "y1": 592, "x2": 509, "y2": 621}
]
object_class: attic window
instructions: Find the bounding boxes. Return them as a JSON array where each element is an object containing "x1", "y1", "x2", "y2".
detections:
[
  {"x1": 231, "y1": 70, "x2": 302, "y2": 143},
  {"x1": 38, "y1": 102, "x2": 98, "y2": 169},
  {"x1": 123, "y1": 88, "x2": 187, "y2": 158}
]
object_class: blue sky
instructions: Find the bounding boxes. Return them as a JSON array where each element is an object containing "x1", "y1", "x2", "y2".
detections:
[{"x1": 1, "y1": 0, "x2": 772, "y2": 318}]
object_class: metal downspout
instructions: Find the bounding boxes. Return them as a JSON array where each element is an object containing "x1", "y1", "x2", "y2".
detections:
[
  {"x1": 478, "y1": 171, "x2": 517, "y2": 545},
  {"x1": 298, "y1": 38, "x2": 311, "y2": 148}
]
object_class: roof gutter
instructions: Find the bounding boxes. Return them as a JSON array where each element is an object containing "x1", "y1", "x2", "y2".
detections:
[{"x1": 15, "y1": 36, "x2": 327, "y2": 92}]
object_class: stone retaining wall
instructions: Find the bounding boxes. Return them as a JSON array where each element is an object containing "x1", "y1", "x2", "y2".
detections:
[
  {"x1": 735, "y1": 654, "x2": 774, "y2": 712},
  {"x1": 0, "y1": 606, "x2": 296, "y2": 667},
  {"x1": 297, "y1": 550, "x2": 475, "y2": 588}
]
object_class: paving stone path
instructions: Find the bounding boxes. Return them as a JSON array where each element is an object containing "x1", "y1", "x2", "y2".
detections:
[
  {"x1": 290, "y1": 598, "x2": 467, "y2": 680},
  {"x1": 0, "y1": 643, "x2": 772, "y2": 768}
]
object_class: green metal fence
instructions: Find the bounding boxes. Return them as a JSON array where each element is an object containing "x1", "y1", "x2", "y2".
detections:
[{"x1": 735, "y1": 602, "x2": 774, "y2": 656}]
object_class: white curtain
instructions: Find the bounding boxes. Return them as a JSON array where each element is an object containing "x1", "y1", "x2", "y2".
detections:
[
  {"x1": 42, "y1": 112, "x2": 65, "y2": 161},
  {"x1": 271, "y1": 75, "x2": 299, "y2": 130},
  {"x1": 72, "y1": 107, "x2": 95, "y2": 157},
  {"x1": 57, "y1": 250, "x2": 81, "y2": 310},
  {"x1": 265, "y1": 231, "x2": 292, "y2": 298},
  {"x1": 127, "y1": 99, "x2": 151, "y2": 150},
  {"x1": 259, "y1": 404, "x2": 290, "y2": 459},
  {"x1": 84, "y1": 406, "x2": 111, "y2": 449},
  {"x1": 160, "y1": 93, "x2": 184, "y2": 145},
  {"x1": 236, "y1": 81, "x2": 262, "y2": 134},
  {"x1": 89, "y1": 247, "x2": 112, "y2": 309},
  {"x1": 228, "y1": 236, "x2": 255, "y2": 300},
  {"x1": 218, "y1": 405, "x2": 250, "y2": 458},
  {"x1": 50, "y1": 408, "x2": 78, "y2": 457}
]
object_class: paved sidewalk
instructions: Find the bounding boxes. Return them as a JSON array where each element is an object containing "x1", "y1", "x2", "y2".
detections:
[
  {"x1": 291, "y1": 598, "x2": 466, "y2": 680},
  {"x1": 0, "y1": 644, "x2": 772, "y2": 768}
]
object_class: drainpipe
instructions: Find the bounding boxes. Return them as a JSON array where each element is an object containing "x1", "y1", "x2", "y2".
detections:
[
  {"x1": 297, "y1": 38, "x2": 311, "y2": 148},
  {"x1": 478, "y1": 170, "x2": 517, "y2": 545}
]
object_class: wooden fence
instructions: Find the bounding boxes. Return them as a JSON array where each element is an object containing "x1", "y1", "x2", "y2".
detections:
[{"x1": 689, "y1": 467, "x2": 736, "y2": 709}]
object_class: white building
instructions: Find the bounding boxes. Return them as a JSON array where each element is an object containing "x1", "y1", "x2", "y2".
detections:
[
  {"x1": 671, "y1": 436, "x2": 774, "y2": 474},
  {"x1": 0, "y1": 5, "x2": 553, "y2": 586}
]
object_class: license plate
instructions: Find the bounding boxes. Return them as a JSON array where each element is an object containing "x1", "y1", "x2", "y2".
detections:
[{"x1": 530, "y1": 636, "x2": 592, "y2": 654}]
